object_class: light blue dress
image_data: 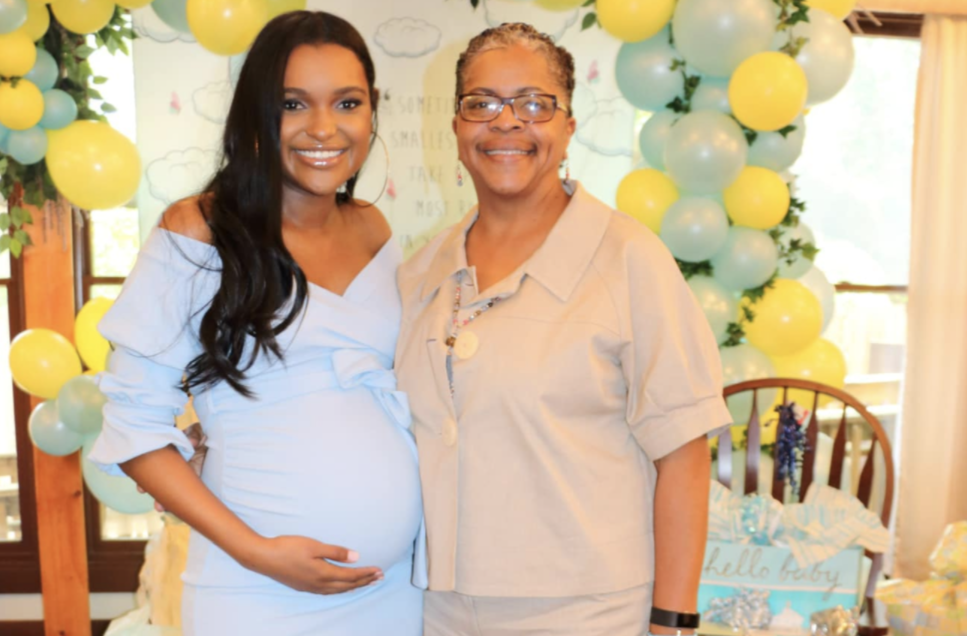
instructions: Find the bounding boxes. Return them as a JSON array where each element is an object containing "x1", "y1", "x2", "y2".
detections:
[{"x1": 88, "y1": 228, "x2": 426, "y2": 636}]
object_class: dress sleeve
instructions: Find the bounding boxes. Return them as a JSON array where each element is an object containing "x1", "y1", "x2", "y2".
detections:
[
  {"x1": 87, "y1": 229, "x2": 221, "y2": 476},
  {"x1": 620, "y1": 231, "x2": 733, "y2": 461}
]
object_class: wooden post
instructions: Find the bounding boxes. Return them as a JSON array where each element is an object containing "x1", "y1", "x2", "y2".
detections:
[{"x1": 22, "y1": 200, "x2": 91, "y2": 636}]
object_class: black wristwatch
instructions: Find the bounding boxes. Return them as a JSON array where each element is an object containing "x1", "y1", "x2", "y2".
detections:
[{"x1": 650, "y1": 607, "x2": 701, "y2": 630}]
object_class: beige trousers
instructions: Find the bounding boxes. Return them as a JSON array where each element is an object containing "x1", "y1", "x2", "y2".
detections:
[{"x1": 423, "y1": 584, "x2": 653, "y2": 636}]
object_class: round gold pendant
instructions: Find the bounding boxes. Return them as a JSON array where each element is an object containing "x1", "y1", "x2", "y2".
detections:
[{"x1": 453, "y1": 331, "x2": 479, "y2": 360}]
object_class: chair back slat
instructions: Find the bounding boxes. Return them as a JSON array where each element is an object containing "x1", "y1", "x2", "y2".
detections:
[
  {"x1": 717, "y1": 426, "x2": 733, "y2": 489},
  {"x1": 744, "y1": 389, "x2": 761, "y2": 495},
  {"x1": 799, "y1": 391, "x2": 821, "y2": 501},
  {"x1": 856, "y1": 438, "x2": 878, "y2": 508},
  {"x1": 828, "y1": 406, "x2": 849, "y2": 489}
]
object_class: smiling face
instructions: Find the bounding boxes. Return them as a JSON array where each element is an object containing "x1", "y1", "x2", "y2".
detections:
[
  {"x1": 454, "y1": 43, "x2": 576, "y2": 200},
  {"x1": 279, "y1": 43, "x2": 373, "y2": 200}
]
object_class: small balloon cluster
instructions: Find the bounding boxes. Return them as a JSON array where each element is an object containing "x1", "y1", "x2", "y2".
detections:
[
  {"x1": 0, "y1": 2, "x2": 142, "y2": 215},
  {"x1": 9, "y1": 298, "x2": 156, "y2": 515},
  {"x1": 149, "y1": 0, "x2": 307, "y2": 56},
  {"x1": 595, "y1": 0, "x2": 853, "y2": 431}
]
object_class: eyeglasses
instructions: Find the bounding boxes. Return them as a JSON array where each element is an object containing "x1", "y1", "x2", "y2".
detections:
[{"x1": 456, "y1": 93, "x2": 569, "y2": 123}]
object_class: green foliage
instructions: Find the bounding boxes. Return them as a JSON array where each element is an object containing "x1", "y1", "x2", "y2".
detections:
[{"x1": 676, "y1": 259, "x2": 713, "y2": 280}]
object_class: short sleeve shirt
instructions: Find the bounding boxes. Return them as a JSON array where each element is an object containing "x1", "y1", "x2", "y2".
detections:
[{"x1": 395, "y1": 183, "x2": 732, "y2": 597}]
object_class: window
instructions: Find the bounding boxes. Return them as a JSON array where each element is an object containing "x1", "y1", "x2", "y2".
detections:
[{"x1": 0, "y1": 199, "x2": 40, "y2": 592}]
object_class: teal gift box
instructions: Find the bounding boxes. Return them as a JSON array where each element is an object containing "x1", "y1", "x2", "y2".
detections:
[{"x1": 698, "y1": 540, "x2": 864, "y2": 635}]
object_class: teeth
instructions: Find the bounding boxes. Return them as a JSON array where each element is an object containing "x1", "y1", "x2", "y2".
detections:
[
  {"x1": 297, "y1": 149, "x2": 344, "y2": 159},
  {"x1": 485, "y1": 150, "x2": 530, "y2": 156}
]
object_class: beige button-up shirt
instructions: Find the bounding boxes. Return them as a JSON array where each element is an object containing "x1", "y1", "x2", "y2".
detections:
[{"x1": 396, "y1": 183, "x2": 731, "y2": 597}]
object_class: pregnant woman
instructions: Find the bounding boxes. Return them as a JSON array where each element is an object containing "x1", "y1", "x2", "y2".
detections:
[{"x1": 87, "y1": 12, "x2": 424, "y2": 636}]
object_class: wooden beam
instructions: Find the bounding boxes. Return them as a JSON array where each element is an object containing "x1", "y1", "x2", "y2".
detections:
[
  {"x1": 22, "y1": 200, "x2": 91, "y2": 636},
  {"x1": 861, "y1": 0, "x2": 967, "y2": 15}
]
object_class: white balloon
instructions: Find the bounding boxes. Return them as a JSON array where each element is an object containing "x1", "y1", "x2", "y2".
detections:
[
  {"x1": 797, "y1": 265, "x2": 836, "y2": 332},
  {"x1": 774, "y1": 8, "x2": 855, "y2": 105},
  {"x1": 775, "y1": 221, "x2": 816, "y2": 279}
]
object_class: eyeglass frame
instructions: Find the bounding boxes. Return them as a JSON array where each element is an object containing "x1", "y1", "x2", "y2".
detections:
[{"x1": 455, "y1": 92, "x2": 571, "y2": 124}]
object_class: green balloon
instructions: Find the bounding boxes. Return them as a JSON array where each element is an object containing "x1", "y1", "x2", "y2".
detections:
[
  {"x1": 29, "y1": 400, "x2": 84, "y2": 457},
  {"x1": 81, "y1": 439, "x2": 156, "y2": 515},
  {"x1": 57, "y1": 375, "x2": 106, "y2": 436}
]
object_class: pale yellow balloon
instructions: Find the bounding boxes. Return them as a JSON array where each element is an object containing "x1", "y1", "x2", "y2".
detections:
[
  {"x1": 18, "y1": 0, "x2": 50, "y2": 41},
  {"x1": 116, "y1": 0, "x2": 155, "y2": 7},
  {"x1": 729, "y1": 52, "x2": 808, "y2": 132},
  {"x1": 0, "y1": 79, "x2": 44, "y2": 130},
  {"x1": 50, "y1": 0, "x2": 115, "y2": 34},
  {"x1": 46, "y1": 120, "x2": 142, "y2": 211},
  {"x1": 187, "y1": 0, "x2": 269, "y2": 56},
  {"x1": 616, "y1": 168, "x2": 679, "y2": 234},
  {"x1": 724, "y1": 167, "x2": 791, "y2": 230},
  {"x1": 536, "y1": 0, "x2": 585, "y2": 10},
  {"x1": 266, "y1": 0, "x2": 305, "y2": 18},
  {"x1": 0, "y1": 30, "x2": 37, "y2": 77},
  {"x1": 805, "y1": 0, "x2": 855, "y2": 20},
  {"x1": 771, "y1": 337, "x2": 847, "y2": 408},
  {"x1": 742, "y1": 279, "x2": 822, "y2": 357},
  {"x1": 75, "y1": 297, "x2": 113, "y2": 372},
  {"x1": 9, "y1": 328, "x2": 83, "y2": 399},
  {"x1": 597, "y1": 0, "x2": 675, "y2": 42}
]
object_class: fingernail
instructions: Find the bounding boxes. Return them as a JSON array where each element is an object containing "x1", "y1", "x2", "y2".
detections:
[
  {"x1": 347, "y1": 550, "x2": 359, "y2": 562},
  {"x1": 367, "y1": 579, "x2": 381, "y2": 587}
]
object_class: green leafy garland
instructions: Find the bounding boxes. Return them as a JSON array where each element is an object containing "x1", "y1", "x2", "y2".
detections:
[{"x1": 0, "y1": 8, "x2": 135, "y2": 257}]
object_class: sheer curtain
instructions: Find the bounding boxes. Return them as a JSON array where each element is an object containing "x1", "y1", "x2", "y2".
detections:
[{"x1": 895, "y1": 13, "x2": 967, "y2": 580}]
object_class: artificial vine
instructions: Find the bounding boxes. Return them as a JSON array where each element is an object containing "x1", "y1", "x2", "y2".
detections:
[
  {"x1": 774, "y1": 0, "x2": 811, "y2": 57},
  {"x1": 0, "y1": 7, "x2": 135, "y2": 257}
]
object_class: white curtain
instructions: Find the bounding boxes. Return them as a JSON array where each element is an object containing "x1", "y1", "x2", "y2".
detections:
[{"x1": 895, "y1": 14, "x2": 967, "y2": 580}]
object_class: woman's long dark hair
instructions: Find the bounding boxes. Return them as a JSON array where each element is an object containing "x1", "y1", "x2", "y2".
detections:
[{"x1": 183, "y1": 11, "x2": 378, "y2": 397}]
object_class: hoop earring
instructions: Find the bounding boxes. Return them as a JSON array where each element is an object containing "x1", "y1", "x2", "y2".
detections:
[
  {"x1": 456, "y1": 161, "x2": 464, "y2": 187},
  {"x1": 353, "y1": 133, "x2": 390, "y2": 206}
]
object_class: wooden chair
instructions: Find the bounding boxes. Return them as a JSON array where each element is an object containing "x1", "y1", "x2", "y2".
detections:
[{"x1": 720, "y1": 378, "x2": 895, "y2": 636}]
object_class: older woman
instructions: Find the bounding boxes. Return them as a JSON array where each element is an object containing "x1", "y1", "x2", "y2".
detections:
[{"x1": 396, "y1": 23, "x2": 731, "y2": 636}]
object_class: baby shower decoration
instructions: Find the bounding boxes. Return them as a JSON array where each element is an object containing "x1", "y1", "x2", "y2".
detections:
[
  {"x1": 8, "y1": 296, "x2": 157, "y2": 515},
  {"x1": 1, "y1": 4, "x2": 140, "y2": 255},
  {"x1": 600, "y1": 0, "x2": 854, "y2": 431}
]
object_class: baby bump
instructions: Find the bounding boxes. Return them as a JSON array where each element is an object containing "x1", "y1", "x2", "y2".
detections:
[{"x1": 202, "y1": 389, "x2": 422, "y2": 572}]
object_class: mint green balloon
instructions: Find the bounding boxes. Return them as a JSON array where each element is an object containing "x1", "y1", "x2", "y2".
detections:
[
  {"x1": 687, "y1": 275, "x2": 736, "y2": 344},
  {"x1": 151, "y1": 0, "x2": 190, "y2": 34},
  {"x1": 797, "y1": 265, "x2": 835, "y2": 332},
  {"x1": 616, "y1": 29, "x2": 684, "y2": 112},
  {"x1": 7, "y1": 126, "x2": 47, "y2": 165},
  {"x1": 0, "y1": 0, "x2": 27, "y2": 35},
  {"x1": 57, "y1": 375, "x2": 107, "y2": 436},
  {"x1": 691, "y1": 77, "x2": 731, "y2": 114},
  {"x1": 25, "y1": 48, "x2": 58, "y2": 92},
  {"x1": 29, "y1": 401, "x2": 84, "y2": 457},
  {"x1": 775, "y1": 220, "x2": 815, "y2": 279},
  {"x1": 82, "y1": 438, "x2": 156, "y2": 515},
  {"x1": 660, "y1": 196, "x2": 729, "y2": 263},
  {"x1": 39, "y1": 89, "x2": 77, "y2": 130},
  {"x1": 638, "y1": 110, "x2": 678, "y2": 170},
  {"x1": 748, "y1": 115, "x2": 805, "y2": 173},
  {"x1": 672, "y1": 0, "x2": 776, "y2": 77},
  {"x1": 664, "y1": 110, "x2": 748, "y2": 194},
  {"x1": 710, "y1": 226, "x2": 778, "y2": 291},
  {"x1": 0, "y1": 120, "x2": 14, "y2": 154},
  {"x1": 721, "y1": 344, "x2": 778, "y2": 425}
]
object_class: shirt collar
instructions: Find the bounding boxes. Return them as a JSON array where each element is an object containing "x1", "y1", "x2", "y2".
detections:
[{"x1": 420, "y1": 181, "x2": 612, "y2": 303}]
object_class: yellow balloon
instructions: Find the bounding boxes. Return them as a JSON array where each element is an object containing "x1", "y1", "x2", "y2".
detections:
[
  {"x1": 46, "y1": 120, "x2": 142, "y2": 210},
  {"x1": 742, "y1": 279, "x2": 822, "y2": 357},
  {"x1": 616, "y1": 168, "x2": 679, "y2": 234},
  {"x1": 0, "y1": 79, "x2": 44, "y2": 131},
  {"x1": 187, "y1": 0, "x2": 269, "y2": 56},
  {"x1": 771, "y1": 337, "x2": 847, "y2": 408},
  {"x1": 116, "y1": 0, "x2": 154, "y2": 7},
  {"x1": 75, "y1": 297, "x2": 113, "y2": 372},
  {"x1": 18, "y1": 1, "x2": 50, "y2": 41},
  {"x1": 724, "y1": 167, "x2": 791, "y2": 230},
  {"x1": 9, "y1": 328, "x2": 83, "y2": 399},
  {"x1": 50, "y1": 0, "x2": 115, "y2": 34},
  {"x1": 265, "y1": 0, "x2": 304, "y2": 17},
  {"x1": 536, "y1": 0, "x2": 585, "y2": 10},
  {"x1": 729, "y1": 52, "x2": 808, "y2": 132},
  {"x1": 597, "y1": 0, "x2": 675, "y2": 42},
  {"x1": 0, "y1": 30, "x2": 37, "y2": 77},
  {"x1": 806, "y1": 0, "x2": 855, "y2": 20}
]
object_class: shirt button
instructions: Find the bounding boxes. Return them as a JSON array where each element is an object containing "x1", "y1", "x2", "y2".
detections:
[{"x1": 443, "y1": 419, "x2": 458, "y2": 447}]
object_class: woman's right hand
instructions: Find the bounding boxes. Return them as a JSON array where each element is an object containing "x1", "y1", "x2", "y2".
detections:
[{"x1": 243, "y1": 535, "x2": 384, "y2": 595}]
